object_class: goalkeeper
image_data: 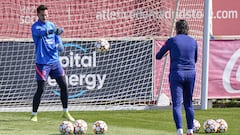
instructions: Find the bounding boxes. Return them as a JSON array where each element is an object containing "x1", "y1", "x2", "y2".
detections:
[
  {"x1": 156, "y1": 19, "x2": 198, "y2": 135},
  {"x1": 30, "y1": 5, "x2": 74, "y2": 122}
]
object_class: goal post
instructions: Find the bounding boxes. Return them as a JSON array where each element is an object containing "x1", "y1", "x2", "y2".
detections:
[
  {"x1": 201, "y1": 0, "x2": 212, "y2": 110},
  {"x1": 0, "y1": 0, "x2": 206, "y2": 112}
]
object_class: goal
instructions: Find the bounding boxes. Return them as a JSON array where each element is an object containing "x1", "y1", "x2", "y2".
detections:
[{"x1": 0, "y1": 0, "x2": 205, "y2": 112}]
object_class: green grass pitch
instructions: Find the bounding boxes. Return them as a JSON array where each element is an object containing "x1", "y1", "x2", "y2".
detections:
[{"x1": 0, "y1": 108, "x2": 239, "y2": 135}]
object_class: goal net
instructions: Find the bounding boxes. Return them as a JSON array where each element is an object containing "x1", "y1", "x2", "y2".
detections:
[{"x1": 0, "y1": 0, "x2": 204, "y2": 112}]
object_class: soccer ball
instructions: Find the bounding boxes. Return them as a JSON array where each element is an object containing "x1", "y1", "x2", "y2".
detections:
[
  {"x1": 59, "y1": 121, "x2": 74, "y2": 135},
  {"x1": 193, "y1": 119, "x2": 201, "y2": 133},
  {"x1": 95, "y1": 39, "x2": 110, "y2": 52},
  {"x1": 203, "y1": 119, "x2": 218, "y2": 133},
  {"x1": 93, "y1": 120, "x2": 108, "y2": 134},
  {"x1": 73, "y1": 119, "x2": 88, "y2": 134},
  {"x1": 215, "y1": 119, "x2": 228, "y2": 133}
]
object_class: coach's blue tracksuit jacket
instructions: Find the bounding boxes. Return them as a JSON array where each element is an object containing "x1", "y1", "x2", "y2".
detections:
[{"x1": 156, "y1": 34, "x2": 198, "y2": 71}]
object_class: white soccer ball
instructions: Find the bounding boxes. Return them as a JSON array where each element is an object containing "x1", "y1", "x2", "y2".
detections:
[
  {"x1": 193, "y1": 119, "x2": 201, "y2": 133},
  {"x1": 73, "y1": 119, "x2": 88, "y2": 134},
  {"x1": 203, "y1": 119, "x2": 218, "y2": 133},
  {"x1": 59, "y1": 121, "x2": 74, "y2": 135},
  {"x1": 95, "y1": 39, "x2": 110, "y2": 52},
  {"x1": 93, "y1": 120, "x2": 108, "y2": 134},
  {"x1": 215, "y1": 119, "x2": 228, "y2": 133}
]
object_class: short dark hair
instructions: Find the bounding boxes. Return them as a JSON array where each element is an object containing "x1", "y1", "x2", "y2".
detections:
[
  {"x1": 37, "y1": 5, "x2": 48, "y2": 13},
  {"x1": 175, "y1": 19, "x2": 189, "y2": 35}
]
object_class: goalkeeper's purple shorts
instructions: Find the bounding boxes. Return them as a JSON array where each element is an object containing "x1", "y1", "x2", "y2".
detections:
[{"x1": 35, "y1": 61, "x2": 65, "y2": 81}]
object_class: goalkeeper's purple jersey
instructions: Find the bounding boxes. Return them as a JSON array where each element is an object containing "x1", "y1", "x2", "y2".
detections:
[
  {"x1": 156, "y1": 34, "x2": 198, "y2": 72},
  {"x1": 31, "y1": 20, "x2": 61, "y2": 64}
]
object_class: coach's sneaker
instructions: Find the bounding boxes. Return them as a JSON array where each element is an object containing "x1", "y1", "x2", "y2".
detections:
[
  {"x1": 30, "y1": 115, "x2": 38, "y2": 122},
  {"x1": 62, "y1": 111, "x2": 75, "y2": 122},
  {"x1": 177, "y1": 129, "x2": 183, "y2": 135},
  {"x1": 187, "y1": 129, "x2": 194, "y2": 135}
]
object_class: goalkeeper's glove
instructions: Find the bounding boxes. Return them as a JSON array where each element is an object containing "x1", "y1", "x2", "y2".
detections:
[
  {"x1": 57, "y1": 43, "x2": 64, "y2": 53},
  {"x1": 47, "y1": 29, "x2": 55, "y2": 35},
  {"x1": 55, "y1": 27, "x2": 64, "y2": 35},
  {"x1": 46, "y1": 27, "x2": 64, "y2": 35}
]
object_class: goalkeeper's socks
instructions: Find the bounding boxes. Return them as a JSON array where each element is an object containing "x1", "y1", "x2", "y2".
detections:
[
  {"x1": 32, "y1": 112, "x2": 37, "y2": 115},
  {"x1": 63, "y1": 108, "x2": 68, "y2": 112}
]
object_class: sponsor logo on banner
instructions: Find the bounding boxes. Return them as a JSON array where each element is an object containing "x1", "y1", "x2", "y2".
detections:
[
  {"x1": 49, "y1": 43, "x2": 107, "y2": 99},
  {"x1": 223, "y1": 48, "x2": 240, "y2": 93}
]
